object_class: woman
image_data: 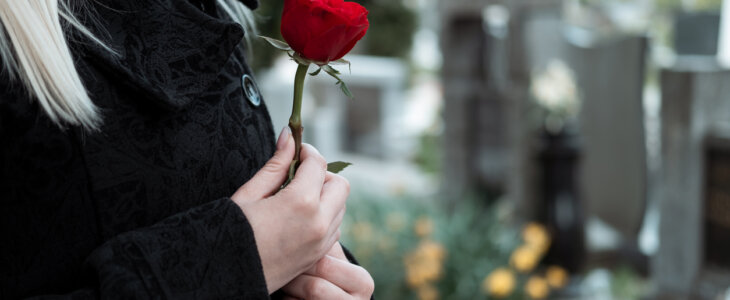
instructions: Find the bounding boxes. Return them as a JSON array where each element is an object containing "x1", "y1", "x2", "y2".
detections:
[{"x1": 0, "y1": 0, "x2": 374, "y2": 299}]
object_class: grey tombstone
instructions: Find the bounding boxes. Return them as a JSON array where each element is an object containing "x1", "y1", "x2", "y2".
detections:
[
  {"x1": 440, "y1": 0, "x2": 504, "y2": 199},
  {"x1": 439, "y1": 0, "x2": 563, "y2": 202},
  {"x1": 503, "y1": 0, "x2": 564, "y2": 218},
  {"x1": 566, "y1": 35, "x2": 649, "y2": 241},
  {"x1": 654, "y1": 65, "x2": 730, "y2": 298},
  {"x1": 440, "y1": 12, "x2": 489, "y2": 199}
]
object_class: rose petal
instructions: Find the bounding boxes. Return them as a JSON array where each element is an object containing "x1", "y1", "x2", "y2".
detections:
[{"x1": 281, "y1": 0, "x2": 369, "y2": 62}]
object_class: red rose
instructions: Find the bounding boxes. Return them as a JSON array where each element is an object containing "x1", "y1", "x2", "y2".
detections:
[{"x1": 281, "y1": 0, "x2": 369, "y2": 63}]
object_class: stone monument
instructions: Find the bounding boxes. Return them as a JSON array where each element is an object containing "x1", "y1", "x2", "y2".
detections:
[{"x1": 654, "y1": 65, "x2": 730, "y2": 299}]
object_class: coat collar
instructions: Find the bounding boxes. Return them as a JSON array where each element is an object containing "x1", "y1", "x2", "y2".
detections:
[{"x1": 80, "y1": 0, "x2": 251, "y2": 111}]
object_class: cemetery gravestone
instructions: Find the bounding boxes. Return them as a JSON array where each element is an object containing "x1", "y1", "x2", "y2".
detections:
[
  {"x1": 567, "y1": 35, "x2": 649, "y2": 241},
  {"x1": 655, "y1": 67, "x2": 730, "y2": 298},
  {"x1": 503, "y1": 0, "x2": 564, "y2": 218}
]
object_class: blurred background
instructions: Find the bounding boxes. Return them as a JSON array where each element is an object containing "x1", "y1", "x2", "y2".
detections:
[{"x1": 251, "y1": 0, "x2": 730, "y2": 298}]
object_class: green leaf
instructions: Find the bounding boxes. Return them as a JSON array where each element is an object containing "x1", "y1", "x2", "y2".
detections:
[
  {"x1": 309, "y1": 67, "x2": 322, "y2": 76},
  {"x1": 323, "y1": 65, "x2": 341, "y2": 75},
  {"x1": 323, "y1": 65, "x2": 353, "y2": 99},
  {"x1": 259, "y1": 36, "x2": 291, "y2": 51},
  {"x1": 327, "y1": 161, "x2": 352, "y2": 174},
  {"x1": 339, "y1": 81, "x2": 353, "y2": 99}
]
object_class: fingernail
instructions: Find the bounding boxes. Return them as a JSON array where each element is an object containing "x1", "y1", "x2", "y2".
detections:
[{"x1": 277, "y1": 127, "x2": 291, "y2": 150}]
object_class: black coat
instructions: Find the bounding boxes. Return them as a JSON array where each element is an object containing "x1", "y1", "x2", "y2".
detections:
[{"x1": 0, "y1": 0, "x2": 359, "y2": 298}]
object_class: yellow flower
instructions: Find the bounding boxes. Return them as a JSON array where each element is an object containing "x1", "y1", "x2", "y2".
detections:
[
  {"x1": 522, "y1": 222, "x2": 550, "y2": 254},
  {"x1": 404, "y1": 240, "x2": 446, "y2": 288},
  {"x1": 546, "y1": 265, "x2": 568, "y2": 288},
  {"x1": 414, "y1": 217, "x2": 434, "y2": 237},
  {"x1": 405, "y1": 259, "x2": 441, "y2": 287},
  {"x1": 417, "y1": 284, "x2": 439, "y2": 300},
  {"x1": 405, "y1": 265, "x2": 429, "y2": 287},
  {"x1": 419, "y1": 240, "x2": 445, "y2": 261},
  {"x1": 525, "y1": 276, "x2": 550, "y2": 299},
  {"x1": 510, "y1": 245, "x2": 540, "y2": 273},
  {"x1": 482, "y1": 268, "x2": 515, "y2": 298}
]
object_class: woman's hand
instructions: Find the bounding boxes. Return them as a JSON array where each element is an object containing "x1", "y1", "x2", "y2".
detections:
[
  {"x1": 280, "y1": 243, "x2": 375, "y2": 300},
  {"x1": 231, "y1": 128, "x2": 350, "y2": 293}
]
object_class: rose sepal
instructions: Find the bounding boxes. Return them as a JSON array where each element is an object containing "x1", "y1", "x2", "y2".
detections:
[
  {"x1": 260, "y1": 36, "x2": 292, "y2": 51},
  {"x1": 260, "y1": 36, "x2": 354, "y2": 99}
]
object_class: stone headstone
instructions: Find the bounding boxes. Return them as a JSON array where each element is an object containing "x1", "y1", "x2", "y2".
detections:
[
  {"x1": 471, "y1": 4, "x2": 511, "y2": 191},
  {"x1": 502, "y1": 0, "x2": 564, "y2": 218},
  {"x1": 654, "y1": 65, "x2": 730, "y2": 298},
  {"x1": 440, "y1": 13, "x2": 486, "y2": 198},
  {"x1": 566, "y1": 35, "x2": 649, "y2": 239},
  {"x1": 439, "y1": 0, "x2": 564, "y2": 201}
]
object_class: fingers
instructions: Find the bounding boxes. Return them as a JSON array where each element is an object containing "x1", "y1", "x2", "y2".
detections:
[
  {"x1": 319, "y1": 172, "x2": 349, "y2": 223},
  {"x1": 328, "y1": 208, "x2": 346, "y2": 240},
  {"x1": 327, "y1": 242, "x2": 348, "y2": 261},
  {"x1": 306, "y1": 256, "x2": 373, "y2": 295},
  {"x1": 323, "y1": 228, "x2": 341, "y2": 258},
  {"x1": 282, "y1": 274, "x2": 351, "y2": 300},
  {"x1": 277, "y1": 143, "x2": 327, "y2": 204},
  {"x1": 233, "y1": 127, "x2": 294, "y2": 202}
]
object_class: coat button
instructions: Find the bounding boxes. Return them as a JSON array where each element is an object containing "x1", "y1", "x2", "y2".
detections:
[{"x1": 242, "y1": 74, "x2": 261, "y2": 107}]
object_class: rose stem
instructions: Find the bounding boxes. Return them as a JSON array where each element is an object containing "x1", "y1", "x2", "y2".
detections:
[{"x1": 285, "y1": 63, "x2": 309, "y2": 185}]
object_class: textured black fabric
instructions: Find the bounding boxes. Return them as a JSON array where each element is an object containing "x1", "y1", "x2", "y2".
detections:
[
  {"x1": 238, "y1": 0, "x2": 259, "y2": 10},
  {"x1": 1, "y1": 0, "x2": 276, "y2": 298}
]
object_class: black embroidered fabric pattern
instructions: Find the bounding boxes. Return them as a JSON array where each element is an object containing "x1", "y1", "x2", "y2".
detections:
[{"x1": 0, "y1": 0, "x2": 280, "y2": 298}]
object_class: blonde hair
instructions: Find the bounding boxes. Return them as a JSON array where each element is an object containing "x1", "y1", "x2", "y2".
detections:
[{"x1": 0, "y1": 0, "x2": 256, "y2": 131}]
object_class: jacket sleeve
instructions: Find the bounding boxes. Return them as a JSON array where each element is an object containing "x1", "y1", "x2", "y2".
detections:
[{"x1": 25, "y1": 198, "x2": 270, "y2": 299}]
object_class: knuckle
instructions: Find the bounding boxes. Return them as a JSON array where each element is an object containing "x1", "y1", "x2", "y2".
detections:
[
  {"x1": 359, "y1": 267, "x2": 375, "y2": 295},
  {"x1": 316, "y1": 156, "x2": 327, "y2": 171},
  {"x1": 304, "y1": 150, "x2": 326, "y2": 170},
  {"x1": 303, "y1": 144, "x2": 325, "y2": 167},
  {"x1": 315, "y1": 257, "x2": 334, "y2": 276},
  {"x1": 294, "y1": 194, "x2": 318, "y2": 212},
  {"x1": 305, "y1": 279, "x2": 326, "y2": 299},
  {"x1": 332, "y1": 175, "x2": 350, "y2": 193},
  {"x1": 304, "y1": 194, "x2": 320, "y2": 211},
  {"x1": 342, "y1": 177, "x2": 351, "y2": 194},
  {"x1": 365, "y1": 277, "x2": 375, "y2": 295},
  {"x1": 312, "y1": 219, "x2": 329, "y2": 240}
]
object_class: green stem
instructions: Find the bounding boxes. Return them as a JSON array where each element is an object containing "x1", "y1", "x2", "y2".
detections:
[{"x1": 286, "y1": 63, "x2": 309, "y2": 185}]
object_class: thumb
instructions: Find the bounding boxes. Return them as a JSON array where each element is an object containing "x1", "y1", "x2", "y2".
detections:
[{"x1": 232, "y1": 127, "x2": 294, "y2": 203}]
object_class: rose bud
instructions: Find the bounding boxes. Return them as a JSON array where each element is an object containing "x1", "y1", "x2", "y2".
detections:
[{"x1": 281, "y1": 0, "x2": 370, "y2": 63}]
